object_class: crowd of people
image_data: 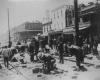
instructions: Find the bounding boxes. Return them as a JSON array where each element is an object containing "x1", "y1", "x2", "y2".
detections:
[{"x1": 0, "y1": 35, "x2": 99, "y2": 72}]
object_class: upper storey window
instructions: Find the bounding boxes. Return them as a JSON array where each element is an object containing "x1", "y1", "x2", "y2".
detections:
[
  {"x1": 57, "y1": 11, "x2": 59, "y2": 19},
  {"x1": 54, "y1": 13, "x2": 55, "y2": 19},
  {"x1": 61, "y1": 9, "x2": 62, "y2": 16}
]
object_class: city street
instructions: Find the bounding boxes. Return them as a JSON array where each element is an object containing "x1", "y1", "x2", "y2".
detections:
[
  {"x1": 1, "y1": 0, "x2": 100, "y2": 80},
  {"x1": 0, "y1": 53, "x2": 100, "y2": 80}
]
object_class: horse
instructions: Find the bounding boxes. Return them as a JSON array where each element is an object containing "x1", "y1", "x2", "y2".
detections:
[{"x1": 68, "y1": 44, "x2": 84, "y2": 68}]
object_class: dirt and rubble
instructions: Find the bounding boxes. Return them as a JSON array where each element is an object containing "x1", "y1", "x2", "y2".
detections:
[{"x1": 0, "y1": 53, "x2": 100, "y2": 80}]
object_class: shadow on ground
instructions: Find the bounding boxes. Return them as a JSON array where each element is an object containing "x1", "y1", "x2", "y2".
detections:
[
  {"x1": 32, "y1": 67, "x2": 68, "y2": 75},
  {"x1": 73, "y1": 66, "x2": 87, "y2": 72},
  {"x1": 95, "y1": 65, "x2": 100, "y2": 69}
]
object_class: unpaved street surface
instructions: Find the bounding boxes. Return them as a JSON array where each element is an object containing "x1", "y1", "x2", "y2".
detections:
[{"x1": 0, "y1": 55, "x2": 100, "y2": 80}]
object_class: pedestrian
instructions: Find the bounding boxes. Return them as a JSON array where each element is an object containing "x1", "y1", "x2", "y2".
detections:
[
  {"x1": 29, "y1": 38, "x2": 36, "y2": 62},
  {"x1": 40, "y1": 38, "x2": 46, "y2": 52},
  {"x1": 82, "y1": 41, "x2": 89, "y2": 56},
  {"x1": 49, "y1": 39, "x2": 53, "y2": 49},
  {"x1": 58, "y1": 41, "x2": 64, "y2": 64},
  {"x1": 53, "y1": 38, "x2": 57, "y2": 50},
  {"x1": 63, "y1": 42, "x2": 69, "y2": 56},
  {"x1": 35, "y1": 38, "x2": 39, "y2": 61},
  {"x1": 2, "y1": 46, "x2": 11, "y2": 68}
]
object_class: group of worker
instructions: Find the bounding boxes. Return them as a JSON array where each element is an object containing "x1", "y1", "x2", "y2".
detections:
[{"x1": 0, "y1": 36, "x2": 88, "y2": 72}]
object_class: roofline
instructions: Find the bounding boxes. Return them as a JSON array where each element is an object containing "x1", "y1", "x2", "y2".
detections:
[
  {"x1": 81, "y1": 4, "x2": 96, "y2": 12},
  {"x1": 14, "y1": 30, "x2": 43, "y2": 33},
  {"x1": 42, "y1": 21, "x2": 52, "y2": 26},
  {"x1": 51, "y1": 4, "x2": 73, "y2": 12}
]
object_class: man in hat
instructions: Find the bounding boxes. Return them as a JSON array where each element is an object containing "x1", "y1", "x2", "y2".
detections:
[{"x1": 58, "y1": 41, "x2": 64, "y2": 64}]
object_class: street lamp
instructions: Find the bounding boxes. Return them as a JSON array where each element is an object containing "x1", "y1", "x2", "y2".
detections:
[{"x1": 74, "y1": 0, "x2": 79, "y2": 45}]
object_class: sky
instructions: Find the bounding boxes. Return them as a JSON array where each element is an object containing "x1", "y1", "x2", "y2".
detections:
[{"x1": 0, "y1": 0, "x2": 96, "y2": 35}]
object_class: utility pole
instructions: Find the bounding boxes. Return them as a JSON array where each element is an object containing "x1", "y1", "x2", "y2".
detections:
[
  {"x1": 8, "y1": 8, "x2": 11, "y2": 48},
  {"x1": 74, "y1": 0, "x2": 79, "y2": 45}
]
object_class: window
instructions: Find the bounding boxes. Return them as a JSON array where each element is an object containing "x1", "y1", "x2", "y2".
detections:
[
  {"x1": 54, "y1": 23, "x2": 56, "y2": 29},
  {"x1": 46, "y1": 26, "x2": 48, "y2": 32},
  {"x1": 58, "y1": 23, "x2": 59, "y2": 28},
  {"x1": 57, "y1": 11, "x2": 59, "y2": 18},
  {"x1": 43, "y1": 27, "x2": 45, "y2": 33},
  {"x1": 72, "y1": 9, "x2": 74, "y2": 18},
  {"x1": 54, "y1": 13, "x2": 55, "y2": 19},
  {"x1": 50, "y1": 25, "x2": 51, "y2": 30},
  {"x1": 62, "y1": 22, "x2": 63, "y2": 28},
  {"x1": 67, "y1": 10, "x2": 73, "y2": 26},
  {"x1": 61, "y1": 9, "x2": 62, "y2": 16},
  {"x1": 68, "y1": 15, "x2": 72, "y2": 25}
]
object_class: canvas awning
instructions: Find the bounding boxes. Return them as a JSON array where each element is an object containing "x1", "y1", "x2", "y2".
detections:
[
  {"x1": 63, "y1": 23, "x2": 90, "y2": 34},
  {"x1": 49, "y1": 30, "x2": 63, "y2": 35},
  {"x1": 41, "y1": 33, "x2": 48, "y2": 36},
  {"x1": 63, "y1": 27, "x2": 75, "y2": 34}
]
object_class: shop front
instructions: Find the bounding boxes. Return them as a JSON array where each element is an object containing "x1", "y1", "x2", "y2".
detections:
[
  {"x1": 48, "y1": 30, "x2": 63, "y2": 44},
  {"x1": 63, "y1": 23, "x2": 91, "y2": 44},
  {"x1": 63, "y1": 27, "x2": 75, "y2": 43},
  {"x1": 48, "y1": 30, "x2": 63, "y2": 39}
]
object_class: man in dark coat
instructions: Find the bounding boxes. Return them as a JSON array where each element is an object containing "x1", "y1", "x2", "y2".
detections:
[
  {"x1": 58, "y1": 41, "x2": 64, "y2": 64},
  {"x1": 29, "y1": 38, "x2": 36, "y2": 62},
  {"x1": 35, "y1": 39, "x2": 39, "y2": 61}
]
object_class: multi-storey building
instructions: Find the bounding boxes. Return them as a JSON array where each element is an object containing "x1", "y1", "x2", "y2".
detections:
[
  {"x1": 50, "y1": 4, "x2": 93, "y2": 43},
  {"x1": 42, "y1": 10, "x2": 52, "y2": 43},
  {"x1": 79, "y1": 3, "x2": 100, "y2": 48},
  {"x1": 43, "y1": 3, "x2": 100, "y2": 44},
  {"x1": 48, "y1": 5, "x2": 75, "y2": 41},
  {"x1": 11, "y1": 22, "x2": 43, "y2": 43},
  {"x1": 42, "y1": 21, "x2": 52, "y2": 36},
  {"x1": 42, "y1": 10, "x2": 52, "y2": 36},
  {"x1": 51, "y1": 5, "x2": 74, "y2": 31},
  {"x1": 42, "y1": 5, "x2": 75, "y2": 42}
]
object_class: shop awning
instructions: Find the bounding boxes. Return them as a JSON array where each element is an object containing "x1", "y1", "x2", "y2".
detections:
[
  {"x1": 63, "y1": 27, "x2": 75, "y2": 34},
  {"x1": 41, "y1": 33, "x2": 48, "y2": 36},
  {"x1": 63, "y1": 23, "x2": 90, "y2": 34},
  {"x1": 49, "y1": 30, "x2": 63, "y2": 35},
  {"x1": 79, "y1": 22, "x2": 90, "y2": 30}
]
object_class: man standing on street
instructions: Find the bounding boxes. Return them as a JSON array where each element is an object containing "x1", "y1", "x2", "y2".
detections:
[
  {"x1": 35, "y1": 38, "x2": 39, "y2": 61},
  {"x1": 2, "y1": 46, "x2": 10, "y2": 68},
  {"x1": 58, "y1": 41, "x2": 64, "y2": 64},
  {"x1": 29, "y1": 38, "x2": 36, "y2": 62}
]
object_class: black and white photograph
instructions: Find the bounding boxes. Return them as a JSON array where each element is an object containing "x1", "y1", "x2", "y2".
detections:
[{"x1": 0, "y1": 0, "x2": 100, "y2": 80}]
